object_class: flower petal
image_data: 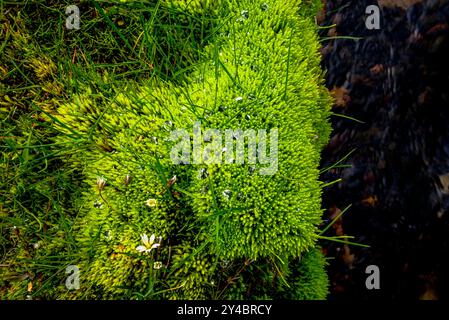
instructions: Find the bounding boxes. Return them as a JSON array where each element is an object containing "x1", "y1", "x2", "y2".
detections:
[
  {"x1": 149, "y1": 234, "x2": 156, "y2": 244},
  {"x1": 141, "y1": 234, "x2": 149, "y2": 246},
  {"x1": 136, "y1": 245, "x2": 147, "y2": 252}
]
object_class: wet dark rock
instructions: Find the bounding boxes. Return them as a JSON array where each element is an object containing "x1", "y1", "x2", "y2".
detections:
[{"x1": 320, "y1": 0, "x2": 449, "y2": 300}]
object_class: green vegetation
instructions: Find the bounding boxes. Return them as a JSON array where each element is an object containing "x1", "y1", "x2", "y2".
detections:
[{"x1": 1, "y1": 0, "x2": 331, "y2": 299}]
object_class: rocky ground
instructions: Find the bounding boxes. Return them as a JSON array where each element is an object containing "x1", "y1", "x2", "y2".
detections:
[{"x1": 319, "y1": 0, "x2": 449, "y2": 300}]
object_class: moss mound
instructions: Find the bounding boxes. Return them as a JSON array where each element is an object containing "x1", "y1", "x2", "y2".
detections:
[{"x1": 1, "y1": 0, "x2": 331, "y2": 300}]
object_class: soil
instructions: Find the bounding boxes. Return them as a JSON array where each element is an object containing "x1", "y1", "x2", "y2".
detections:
[{"x1": 319, "y1": 0, "x2": 449, "y2": 300}]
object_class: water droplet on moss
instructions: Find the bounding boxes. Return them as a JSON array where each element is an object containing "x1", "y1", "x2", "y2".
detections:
[
  {"x1": 248, "y1": 166, "x2": 256, "y2": 175},
  {"x1": 93, "y1": 200, "x2": 103, "y2": 209},
  {"x1": 223, "y1": 189, "x2": 232, "y2": 201},
  {"x1": 198, "y1": 168, "x2": 209, "y2": 179}
]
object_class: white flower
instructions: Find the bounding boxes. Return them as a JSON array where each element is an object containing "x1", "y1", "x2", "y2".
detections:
[
  {"x1": 145, "y1": 198, "x2": 157, "y2": 207},
  {"x1": 153, "y1": 261, "x2": 163, "y2": 270},
  {"x1": 136, "y1": 233, "x2": 161, "y2": 253},
  {"x1": 96, "y1": 176, "x2": 106, "y2": 190}
]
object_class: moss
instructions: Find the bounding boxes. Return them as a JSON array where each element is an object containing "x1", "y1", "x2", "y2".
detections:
[
  {"x1": 2, "y1": 0, "x2": 331, "y2": 300},
  {"x1": 281, "y1": 248, "x2": 329, "y2": 300},
  {"x1": 184, "y1": 0, "x2": 331, "y2": 260}
]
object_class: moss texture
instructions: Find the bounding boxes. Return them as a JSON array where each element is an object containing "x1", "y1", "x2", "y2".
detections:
[{"x1": 1, "y1": 0, "x2": 331, "y2": 300}]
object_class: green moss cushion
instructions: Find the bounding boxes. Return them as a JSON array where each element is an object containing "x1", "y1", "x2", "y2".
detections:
[{"x1": 53, "y1": 0, "x2": 331, "y2": 299}]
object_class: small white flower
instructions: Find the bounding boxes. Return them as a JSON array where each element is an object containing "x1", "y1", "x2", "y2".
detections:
[
  {"x1": 136, "y1": 233, "x2": 161, "y2": 253},
  {"x1": 145, "y1": 198, "x2": 157, "y2": 207},
  {"x1": 153, "y1": 261, "x2": 163, "y2": 270},
  {"x1": 96, "y1": 176, "x2": 106, "y2": 190}
]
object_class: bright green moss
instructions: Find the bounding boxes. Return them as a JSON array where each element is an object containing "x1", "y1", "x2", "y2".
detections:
[
  {"x1": 49, "y1": 0, "x2": 331, "y2": 300},
  {"x1": 281, "y1": 248, "x2": 330, "y2": 300},
  {"x1": 184, "y1": 0, "x2": 332, "y2": 259}
]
